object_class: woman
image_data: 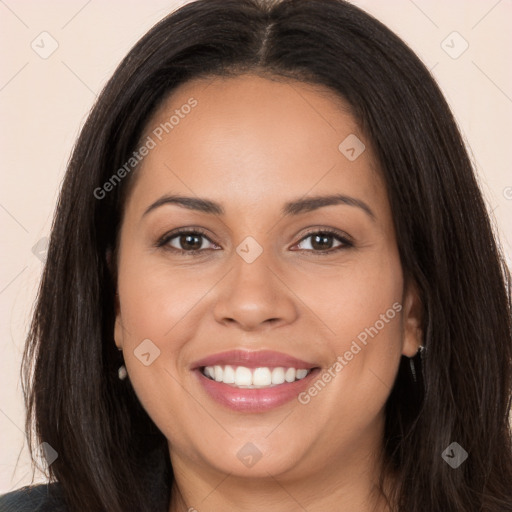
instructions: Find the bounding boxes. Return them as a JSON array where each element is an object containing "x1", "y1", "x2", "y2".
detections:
[{"x1": 1, "y1": 0, "x2": 511, "y2": 510}]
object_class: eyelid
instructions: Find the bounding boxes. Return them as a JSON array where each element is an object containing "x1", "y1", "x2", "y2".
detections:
[
  {"x1": 291, "y1": 227, "x2": 353, "y2": 254},
  {"x1": 156, "y1": 226, "x2": 354, "y2": 255},
  {"x1": 296, "y1": 226, "x2": 353, "y2": 245},
  {"x1": 156, "y1": 227, "x2": 217, "y2": 251}
]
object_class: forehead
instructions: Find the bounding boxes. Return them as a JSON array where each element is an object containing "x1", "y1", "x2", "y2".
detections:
[{"x1": 128, "y1": 73, "x2": 384, "y2": 217}]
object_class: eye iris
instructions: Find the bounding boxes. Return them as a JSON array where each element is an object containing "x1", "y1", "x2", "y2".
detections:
[
  {"x1": 311, "y1": 233, "x2": 334, "y2": 251},
  {"x1": 172, "y1": 232, "x2": 340, "y2": 252},
  {"x1": 180, "y1": 233, "x2": 202, "y2": 250}
]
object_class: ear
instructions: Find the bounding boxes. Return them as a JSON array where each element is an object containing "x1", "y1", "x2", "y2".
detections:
[
  {"x1": 107, "y1": 248, "x2": 123, "y2": 350},
  {"x1": 401, "y1": 278, "x2": 423, "y2": 357},
  {"x1": 114, "y1": 311, "x2": 124, "y2": 351}
]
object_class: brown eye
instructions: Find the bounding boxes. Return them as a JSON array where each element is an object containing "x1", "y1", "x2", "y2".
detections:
[
  {"x1": 294, "y1": 230, "x2": 353, "y2": 254},
  {"x1": 157, "y1": 229, "x2": 218, "y2": 253},
  {"x1": 175, "y1": 233, "x2": 204, "y2": 251}
]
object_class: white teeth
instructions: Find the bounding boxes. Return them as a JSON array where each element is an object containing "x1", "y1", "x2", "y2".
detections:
[
  {"x1": 296, "y1": 369, "x2": 308, "y2": 379},
  {"x1": 285, "y1": 368, "x2": 296, "y2": 382},
  {"x1": 235, "y1": 366, "x2": 252, "y2": 386},
  {"x1": 202, "y1": 365, "x2": 312, "y2": 387},
  {"x1": 271, "y1": 367, "x2": 285, "y2": 385},
  {"x1": 253, "y1": 367, "x2": 272, "y2": 386},
  {"x1": 223, "y1": 365, "x2": 235, "y2": 383}
]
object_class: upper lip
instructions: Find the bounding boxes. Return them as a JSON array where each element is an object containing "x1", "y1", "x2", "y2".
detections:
[{"x1": 191, "y1": 349, "x2": 319, "y2": 370}]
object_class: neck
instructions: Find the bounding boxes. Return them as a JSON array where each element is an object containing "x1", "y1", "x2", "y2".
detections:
[{"x1": 169, "y1": 472, "x2": 394, "y2": 512}]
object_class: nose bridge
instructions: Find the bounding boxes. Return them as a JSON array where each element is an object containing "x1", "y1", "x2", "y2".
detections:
[{"x1": 212, "y1": 238, "x2": 297, "y2": 329}]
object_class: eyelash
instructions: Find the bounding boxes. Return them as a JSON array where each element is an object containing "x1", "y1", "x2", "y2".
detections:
[{"x1": 156, "y1": 227, "x2": 354, "y2": 256}]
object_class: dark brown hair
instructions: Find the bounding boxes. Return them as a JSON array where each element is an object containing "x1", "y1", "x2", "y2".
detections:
[{"x1": 21, "y1": 0, "x2": 512, "y2": 510}]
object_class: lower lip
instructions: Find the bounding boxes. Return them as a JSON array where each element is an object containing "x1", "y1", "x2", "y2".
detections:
[{"x1": 194, "y1": 368, "x2": 321, "y2": 412}]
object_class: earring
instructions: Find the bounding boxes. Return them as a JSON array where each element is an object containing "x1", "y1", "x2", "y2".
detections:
[
  {"x1": 118, "y1": 365, "x2": 128, "y2": 380},
  {"x1": 409, "y1": 345, "x2": 425, "y2": 383},
  {"x1": 117, "y1": 347, "x2": 127, "y2": 380}
]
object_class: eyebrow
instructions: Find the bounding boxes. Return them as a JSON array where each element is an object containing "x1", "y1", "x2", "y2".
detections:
[{"x1": 142, "y1": 193, "x2": 376, "y2": 221}]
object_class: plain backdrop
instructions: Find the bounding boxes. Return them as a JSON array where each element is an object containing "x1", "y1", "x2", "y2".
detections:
[{"x1": 1, "y1": 0, "x2": 511, "y2": 493}]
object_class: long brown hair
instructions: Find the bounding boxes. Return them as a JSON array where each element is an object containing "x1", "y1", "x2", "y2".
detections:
[{"x1": 21, "y1": 0, "x2": 512, "y2": 510}]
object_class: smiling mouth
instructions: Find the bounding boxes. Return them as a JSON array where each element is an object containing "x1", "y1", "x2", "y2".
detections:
[{"x1": 200, "y1": 364, "x2": 318, "y2": 389}]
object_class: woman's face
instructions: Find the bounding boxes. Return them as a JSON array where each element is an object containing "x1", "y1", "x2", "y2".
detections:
[{"x1": 114, "y1": 74, "x2": 422, "y2": 483}]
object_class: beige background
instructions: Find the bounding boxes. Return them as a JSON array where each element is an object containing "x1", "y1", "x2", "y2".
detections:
[{"x1": 1, "y1": 0, "x2": 511, "y2": 493}]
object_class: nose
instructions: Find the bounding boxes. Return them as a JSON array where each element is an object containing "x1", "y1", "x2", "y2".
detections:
[{"x1": 212, "y1": 248, "x2": 298, "y2": 332}]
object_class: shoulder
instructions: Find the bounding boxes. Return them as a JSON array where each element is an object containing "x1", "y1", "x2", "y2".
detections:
[{"x1": 0, "y1": 483, "x2": 67, "y2": 512}]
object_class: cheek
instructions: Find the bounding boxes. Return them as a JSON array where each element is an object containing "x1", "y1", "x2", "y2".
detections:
[
  {"x1": 291, "y1": 246, "x2": 404, "y2": 418},
  {"x1": 117, "y1": 247, "x2": 209, "y2": 341},
  {"x1": 114, "y1": 249, "x2": 208, "y2": 420},
  {"x1": 291, "y1": 244, "x2": 404, "y2": 352}
]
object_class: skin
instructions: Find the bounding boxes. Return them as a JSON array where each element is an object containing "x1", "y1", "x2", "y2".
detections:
[{"x1": 113, "y1": 74, "x2": 423, "y2": 512}]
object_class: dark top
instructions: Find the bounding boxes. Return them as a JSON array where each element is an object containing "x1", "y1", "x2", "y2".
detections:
[
  {"x1": 0, "y1": 446, "x2": 171, "y2": 511},
  {"x1": 0, "y1": 483, "x2": 67, "y2": 512}
]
